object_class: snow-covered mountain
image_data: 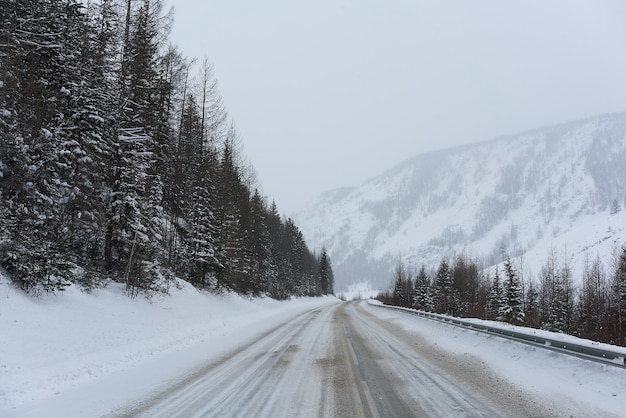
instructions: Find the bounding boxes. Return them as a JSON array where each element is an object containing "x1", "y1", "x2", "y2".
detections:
[{"x1": 296, "y1": 112, "x2": 626, "y2": 291}]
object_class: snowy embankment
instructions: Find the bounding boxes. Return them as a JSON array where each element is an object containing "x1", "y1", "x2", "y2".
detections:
[
  {"x1": 0, "y1": 273, "x2": 338, "y2": 418},
  {"x1": 373, "y1": 302, "x2": 626, "y2": 366},
  {"x1": 366, "y1": 300, "x2": 626, "y2": 417}
]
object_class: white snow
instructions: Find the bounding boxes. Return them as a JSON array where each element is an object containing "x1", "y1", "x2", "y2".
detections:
[
  {"x1": 366, "y1": 300, "x2": 626, "y2": 417},
  {"x1": 3, "y1": 266, "x2": 626, "y2": 417},
  {"x1": 87, "y1": 113, "x2": 104, "y2": 123},
  {"x1": 337, "y1": 281, "x2": 380, "y2": 301},
  {"x1": 0, "y1": 273, "x2": 338, "y2": 418}
]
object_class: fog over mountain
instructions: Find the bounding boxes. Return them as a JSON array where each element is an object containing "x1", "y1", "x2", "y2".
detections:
[{"x1": 296, "y1": 113, "x2": 626, "y2": 291}]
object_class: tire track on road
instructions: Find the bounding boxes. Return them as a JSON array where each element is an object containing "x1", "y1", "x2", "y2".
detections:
[{"x1": 112, "y1": 301, "x2": 552, "y2": 418}]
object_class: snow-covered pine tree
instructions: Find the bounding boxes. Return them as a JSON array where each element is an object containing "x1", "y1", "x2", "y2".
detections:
[
  {"x1": 413, "y1": 264, "x2": 432, "y2": 311},
  {"x1": 540, "y1": 249, "x2": 573, "y2": 333},
  {"x1": 59, "y1": 2, "x2": 123, "y2": 287},
  {"x1": 524, "y1": 279, "x2": 541, "y2": 328},
  {"x1": 0, "y1": 0, "x2": 93, "y2": 292},
  {"x1": 392, "y1": 259, "x2": 408, "y2": 307},
  {"x1": 214, "y1": 132, "x2": 253, "y2": 292},
  {"x1": 318, "y1": 247, "x2": 334, "y2": 295},
  {"x1": 576, "y1": 252, "x2": 607, "y2": 340},
  {"x1": 432, "y1": 258, "x2": 457, "y2": 315},
  {"x1": 264, "y1": 201, "x2": 286, "y2": 299},
  {"x1": 300, "y1": 245, "x2": 320, "y2": 297},
  {"x1": 0, "y1": 0, "x2": 323, "y2": 302},
  {"x1": 500, "y1": 256, "x2": 525, "y2": 325},
  {"x1": 169, "y1": 93, "x2": 217, "y2": 287},
  {"x1": 246, "y1": 190, "x2": 273, "y2": 295},
  {"x1": 277, "y1": 217, "x2": 322, "y2": 298},
  {"x1": 186, "y1": 159, "x2": 221, "y2": 288},
  {"x1": 612, "y1": 246, "x2": 626, "y2": 344},
  {"x1": 282, "y1": 218, "x2": 304, "y2": 295},
  {"x1": 451, "y1": 254, "x2": 481, "y2": 317},
  {"x1": 486, "y1": 266, "x2": 503, "y2": 321},
  {"x1": 392, "y1": 269, "x2": 403, "y2": 306},
  {"x1": 105, "y1": 0, "x2": 175, "y2": 295}
]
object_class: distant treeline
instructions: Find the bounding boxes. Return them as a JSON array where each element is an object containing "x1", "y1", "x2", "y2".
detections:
[
  {"x1": 0, "y1": 0, "x2": 334, "y2": 298},
  {"x1": 378, "y1": 247, "x2": 626, "y2": 346}
]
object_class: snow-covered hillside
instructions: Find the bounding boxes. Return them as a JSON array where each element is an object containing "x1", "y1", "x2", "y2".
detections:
[{"x1": 296, "y1": 112, "x2": 626, "y2": 291}]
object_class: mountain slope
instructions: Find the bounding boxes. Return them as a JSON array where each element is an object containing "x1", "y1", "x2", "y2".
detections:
[{"x1": 296, "y1": 113, "x2": 626, "y2": 291}]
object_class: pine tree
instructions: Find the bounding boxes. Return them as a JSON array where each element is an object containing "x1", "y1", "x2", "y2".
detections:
[
  {"x1": 451, "y1": 253, "x2": 482, "y2": 317},
  {"x1": 0, "y1": 0, "x2": 322, "y2": 301},
  {"x1": 389, "y1": 259, "x2": 414, "y2": 307},
  {"x1": 282, "y1": 218, "x2": 306, "y2": 296},
  {"x1": 612, "y1": 247, "x2": 626, "y2": 344},
  {"x1": 102, "y1": 0, "x2": 175, "y2": 295},
  {"x1": 172, "y1": 95, "x2": 221, "y2": 287},
  {"x1": 264, "y1": 201, "x2": 285, "y2": 298},
  {"x1": 1, "y1": 0, "x2": 96, "y2": 292},
  {"x1": 248, "y1": 190, "x2": 273, "y2": 295},
  {"x1": 392, "y1": 259, "x2": 407, "y2": 306},
  {"x1": 486, "y1": 267, "x2": 503, "y2": 320},
  {"x1": 413, "y1": 264, "x2": 432, "y2": 311},
  {"x1": 214, "y1": 132, "x2": 254, "y2": 292},
  {"x1": 500, "y1": 256, "x2": 525, "y2": 325},
  {"x1": 318, "y1": 247, "x2": 334, "y2": 295},
  {"x1": 433, "y1": 258, "x2": 457, "y2": 315},
  {"x1": 524, "y1": 279, "x2": 541, "y2": 328},
  {"x1": 576, "y1": 252, "x2": 607, "y2": 340},
  {"x1": 540, "y1": 249, "x2": 573, "y2": 333}
]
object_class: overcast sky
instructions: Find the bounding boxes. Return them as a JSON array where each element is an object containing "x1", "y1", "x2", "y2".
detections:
[{"x1": 166, "y1": 0, "x2": 626, "y2": 215}]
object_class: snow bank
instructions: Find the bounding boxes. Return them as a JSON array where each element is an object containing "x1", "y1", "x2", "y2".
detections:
[
  {"x1": 0, "y1": 274, "x2": 338, "y2": 417},
  {"x1": 366, "y1": 301, "x2": 626, "y2": 417}
]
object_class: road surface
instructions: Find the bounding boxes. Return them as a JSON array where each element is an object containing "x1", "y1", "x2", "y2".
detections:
[{"x1": 113, "y1": 301, "x2": 549, "y2": 417}]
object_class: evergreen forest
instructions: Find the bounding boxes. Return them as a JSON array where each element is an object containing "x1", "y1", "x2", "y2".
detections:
[
  {"x1": 378, "y1": 247, "x2": 626, "y2": 347},
  {"x1": 0, "y1": 0, "x2": 334, "y2": 298}
]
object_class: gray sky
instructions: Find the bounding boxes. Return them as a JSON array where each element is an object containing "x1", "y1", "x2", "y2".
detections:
[{"x1": 166, "y1": 0, "x2": 626, "y2": 215}]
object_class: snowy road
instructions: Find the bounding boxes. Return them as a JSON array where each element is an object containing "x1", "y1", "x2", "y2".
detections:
[{"x1": 115, "y1": 302, "x2": 547, "y2": 418}]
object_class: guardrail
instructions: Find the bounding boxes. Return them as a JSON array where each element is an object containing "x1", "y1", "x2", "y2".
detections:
[{"x1": 372, "y1": 303, "x2": 626, "y2": 368}]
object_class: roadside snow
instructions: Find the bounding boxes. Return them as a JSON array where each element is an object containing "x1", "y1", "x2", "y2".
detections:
[
  {"x1": 0, "y1": 276, "x2": 338, "y2": 418},
  {"x1": 4, "y1": 269, "x2": 626, "y2": 418},
  {"x1": 366, "y1": 300, "x2": 626, "y2": 417}
]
